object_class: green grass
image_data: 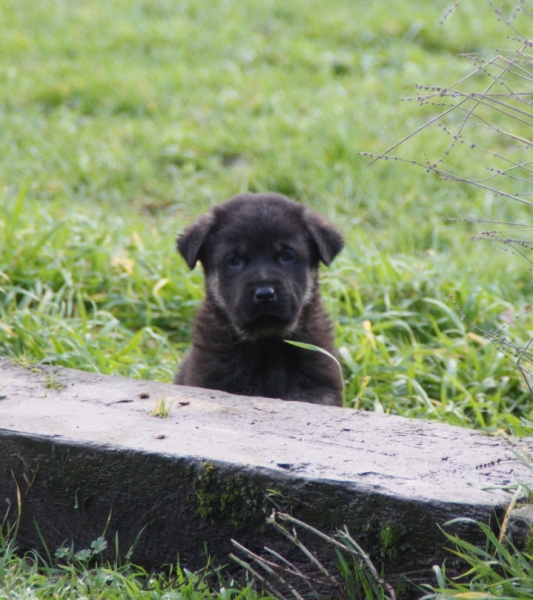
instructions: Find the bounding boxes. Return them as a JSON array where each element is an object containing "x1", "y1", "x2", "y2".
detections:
[
  {"x1": 2, "y1": 0, "x2": 533, "y2": 437},
  {"x1": 5, "y1": 3, "x2": 533, "y2": 594},
  {"x1": 0, "y1": 532, "x2": 271, "y2": 600},
  {"x1": 421, "y1": 517, "x2": 533, "y2": 599}
]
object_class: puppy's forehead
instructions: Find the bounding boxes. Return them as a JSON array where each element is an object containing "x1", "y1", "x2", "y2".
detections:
[{"x1": 214, "y1": 198, "x2": 309, "y2": 247}]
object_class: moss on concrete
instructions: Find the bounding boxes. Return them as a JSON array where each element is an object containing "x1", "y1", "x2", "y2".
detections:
[
  {"x1": 193, "y1": 461, "x2": 219, "y2": 521},
  {"x1": 193, "y1": 462, "x2": 267, "y2": 531},
  {"x1": 361, "y1": 518, "x2": 407, "y2": 566},
  {"x1": 379, "y1": 522, "x2": 403, "y2": 562}
]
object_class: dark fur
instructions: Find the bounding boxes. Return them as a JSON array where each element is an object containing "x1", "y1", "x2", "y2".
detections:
[{"x1": 174, "y1": 192, "x2": 344, "y2": 405}]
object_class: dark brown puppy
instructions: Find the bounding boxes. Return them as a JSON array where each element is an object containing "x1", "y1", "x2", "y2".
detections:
[{"x1": 174, "y1": 192, "x2": 344, "y2": 405}]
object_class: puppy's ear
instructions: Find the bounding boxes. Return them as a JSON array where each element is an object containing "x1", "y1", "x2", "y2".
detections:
[
  {"x1": 177, "y1": 213, "x2": 215, "y2": 269},
  {"x1": 304, "y1": 209, "x2": 344, "y2": 266}
]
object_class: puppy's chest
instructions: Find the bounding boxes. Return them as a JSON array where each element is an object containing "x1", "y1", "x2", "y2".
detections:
[{"x1": 219, "y1": 343, "x2": 316, "y2": 399}]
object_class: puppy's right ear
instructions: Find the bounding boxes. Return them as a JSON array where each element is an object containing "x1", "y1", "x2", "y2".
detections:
[
  {"x1": 303, "y1": 209, "x2": 344, "y2": 266},
  {"x1": 176, "y1": 213, "x2": 215, "y2": 269}
]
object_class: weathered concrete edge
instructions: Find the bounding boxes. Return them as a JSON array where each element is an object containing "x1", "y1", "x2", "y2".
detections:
[
  {"x1": 1, "y1": 357, "x2": 529, "y2": 507},
  {"x1": 1, "y1": 355, "x2": 533, "y2": 592},
  {"x1": 0, "y1": 426, "x2": 506, "y2": 582}
]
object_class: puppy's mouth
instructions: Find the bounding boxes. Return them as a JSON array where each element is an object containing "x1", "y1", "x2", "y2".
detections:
[{"x1": 240, "y1": 312, "x2": 296, "y2": 338}]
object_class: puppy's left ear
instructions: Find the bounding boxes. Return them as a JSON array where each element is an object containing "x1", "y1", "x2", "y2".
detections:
[
  {"x1": 177, "y1": 213, "x2": 215, "y2": 269},
  {"x1": 304, "y1": 209, "x2": 344, "y2": 266}
]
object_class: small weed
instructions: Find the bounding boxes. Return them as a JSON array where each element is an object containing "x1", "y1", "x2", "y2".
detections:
[
  {"x1": 12, "y1": 354, "x2": 35, "y2": 368},
  {"x1": 150, "y1": 395, "x2": 172, "y2": 418},
  {"x1": 44, "y1": 372, "x2": 66, "y2": 391},
  {"x1": 55, "y1": 535, "x2": 108, "y2": 565}
]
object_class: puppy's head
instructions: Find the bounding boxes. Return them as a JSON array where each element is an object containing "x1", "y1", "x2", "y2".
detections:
[{"x1": 177, "y1": 193, "x2": 344, "y2": 339}]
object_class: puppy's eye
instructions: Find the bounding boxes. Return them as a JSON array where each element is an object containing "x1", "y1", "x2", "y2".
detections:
[
  {"x1": 278, "y1": 249, "x2": 297, "y2": 265},
  {"x1": 226, "y1": 254, "x2": 244, "y2": 269}
]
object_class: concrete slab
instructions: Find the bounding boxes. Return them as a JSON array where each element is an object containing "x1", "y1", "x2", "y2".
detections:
[{"x1": 1, "y1": 357, "x2": 532, "y2": 590}]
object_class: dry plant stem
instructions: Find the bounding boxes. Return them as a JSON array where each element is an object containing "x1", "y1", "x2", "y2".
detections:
[
  {"x1": 230, "y1": 553, "x2": 292, "y2": 600},
  {"x1": 275, "y1": 512, "x2": 397, "y2": 600},
  {"x1": 371, "y1": 154, "x2": 533, "y2": 207},
  {"x1": 477, "y1": 236, "x2": 533, "y2": 268},
  {"x1": 267, "y1": 513, "x2": 337, "y2": 582},
  {"x1": 366, "y1": 101, "x2": 461, "y2": 166},
  {"x1": 516, "y1": 336, "x2": 533, "y2": 389},
  {"x1": 263, "y1": 546, "x2": 316, "y2": 584},
  {"x1": 462, "y1": 314, "x2": 533, "y2": 389},
  {"x1": 231, "y1": 540, "x2": 308, "y2": 600},
  {"x1": 262, "y1": 546, "x2": 324, "y2": 596},
  {"x1": 1, "y1": 498, "x2": 11, "y2": 531},
  {"x1": 339, "y1": 532, "x2": 397, "y2": 600},
  {"x1": 466, "y1": 301, "x2": 533, "y2": 393},
  {"x1": 498, "y1": 484, "x2": 523, "y2": 544},
  {"x1": 262, "y1": 547, "x2": 325, "y2": 599},
  {"x1": 436, "y1": 52, "x2": 529, "y2": 125},
  {"x1": 518, "y1": 365, "x2": 533, "y2": 397},
  {"x1": 434, "y1": 67, "x2": 502, "y2": 171},
  {"x1": 339, "y1": 527, "x2": 396, "y2": 600},
  {"x1": 368, "y1": 38, "x2": 533, "y2": 206},
  {"x1": 4, "y1": 469, "x2": 23, "y2": 539}
]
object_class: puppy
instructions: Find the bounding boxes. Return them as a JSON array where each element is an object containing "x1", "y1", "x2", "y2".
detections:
[{"x1": 174, "y1": 192, "x2": 344, "y2": 406}]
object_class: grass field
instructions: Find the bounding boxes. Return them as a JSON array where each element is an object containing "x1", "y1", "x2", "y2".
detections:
[{"x1": 2, "y1": 0, "x2": 533, "y2": 439}]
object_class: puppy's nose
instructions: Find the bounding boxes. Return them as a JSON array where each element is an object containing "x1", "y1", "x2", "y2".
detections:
[{"x1": 254, "y1": 287, "x2": 277, "y2": 303}]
